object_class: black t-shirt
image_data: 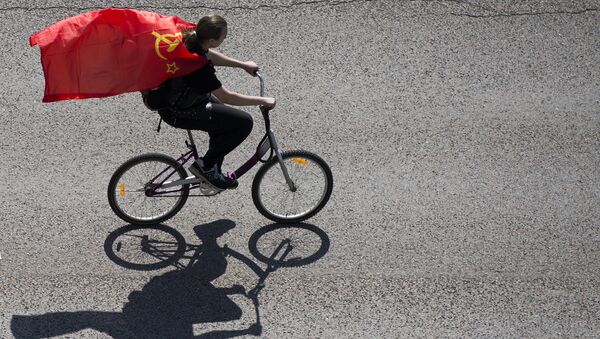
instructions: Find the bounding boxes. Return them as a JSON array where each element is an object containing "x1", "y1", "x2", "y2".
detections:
[{"x1": 182, "y1": 59, "x2": 222, "y2": 95}]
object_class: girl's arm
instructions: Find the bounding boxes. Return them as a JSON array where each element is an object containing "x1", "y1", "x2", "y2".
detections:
[
  {"x1": 207, "y1": 49, "x2": 259, "y2": 75},
  {"x1": 213, "y1": 86, "x2": 275, "y2": 108}
]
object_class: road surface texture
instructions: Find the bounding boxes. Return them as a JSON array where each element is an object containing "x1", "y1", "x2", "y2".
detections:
[{"x1": 1, "y1": 0, "x2": 599, "y2": 337}]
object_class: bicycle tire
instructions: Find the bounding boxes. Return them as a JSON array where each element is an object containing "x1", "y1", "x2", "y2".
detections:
[
  {"x1": 251, "y1": 150, "x2": 333, "y2": 223},
  {"x1": 108, "y1": 153, "x2": 189, "y2": 225}
]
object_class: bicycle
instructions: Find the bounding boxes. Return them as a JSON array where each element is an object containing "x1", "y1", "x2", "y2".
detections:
[{"x1": 108, "y1": 73, "x2": 333, "y2": 225}]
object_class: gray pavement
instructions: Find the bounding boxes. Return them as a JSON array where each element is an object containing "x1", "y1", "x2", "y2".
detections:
[{"x1": 1, "y1": 0, "x2": 600, "y2": 337}]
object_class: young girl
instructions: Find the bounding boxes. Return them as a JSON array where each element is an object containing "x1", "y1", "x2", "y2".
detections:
[{"x1": 159, "y1": 15, "x2": 276, "y2": 190}]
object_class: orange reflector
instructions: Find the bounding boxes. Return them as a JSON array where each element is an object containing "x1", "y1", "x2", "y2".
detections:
[
  {"x1": 119, "y1": 183, "x2": 125, "y2": 197},
  {"x1": 292, "y1": 158, "x2": 309, "y2": 165}
]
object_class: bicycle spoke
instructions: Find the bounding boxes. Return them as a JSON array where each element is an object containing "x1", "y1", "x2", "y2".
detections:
[
  {"x1": 128, "y1": 191, "x2": 145, "y2": 207},
  {"x1": 298, "y1": 191, "x2": 313, "y2": 209},
  {"x1": 135, "y1": 163, "x2": 149, "y2": 186},
  {"x1": 291, "y1": 191, "x2": 298, "y2": 214}
]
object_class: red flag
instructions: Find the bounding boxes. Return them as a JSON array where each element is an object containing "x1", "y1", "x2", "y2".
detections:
[{"x1": 29, "y1": 8, "x2": 208, "y2": 103}]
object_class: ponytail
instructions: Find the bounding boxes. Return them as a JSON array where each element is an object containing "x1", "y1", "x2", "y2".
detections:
[{"x1": 182, "y1": 28, "x2": 201, "y2": 54}]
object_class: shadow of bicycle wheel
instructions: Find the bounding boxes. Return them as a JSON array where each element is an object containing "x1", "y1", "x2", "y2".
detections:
[
  {"x1": 104, "y1": 223, "x2": 187, "y2": 271},
  {"x1": 248, "y1": 223, "x2": 330, "y2": 268}
]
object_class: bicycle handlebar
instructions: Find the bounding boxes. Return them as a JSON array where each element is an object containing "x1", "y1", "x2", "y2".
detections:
[
  {"x1": 255, "y1": 71, "x2": 272, "y2": 113},
  {"x1": 255, "y1": 71, "x2": 265, "y2": 97}
]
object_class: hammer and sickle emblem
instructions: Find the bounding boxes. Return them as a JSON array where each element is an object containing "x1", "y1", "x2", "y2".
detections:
[{"x1": 152, "y1": 31, "x2": 182, "y2": 60}]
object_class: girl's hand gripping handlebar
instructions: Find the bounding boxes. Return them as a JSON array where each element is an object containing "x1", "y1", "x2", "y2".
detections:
[{"x1": 255, "y1": 71, "x2": 276, "y2": 111}]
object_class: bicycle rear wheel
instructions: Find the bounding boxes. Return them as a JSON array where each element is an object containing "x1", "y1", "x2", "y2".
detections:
[
  {"x1": 108, "y1": 153, "x2": 189, "y2": 225},
  {"x1": 252, "y1": 150, "x2": 333, "y2": 223}
]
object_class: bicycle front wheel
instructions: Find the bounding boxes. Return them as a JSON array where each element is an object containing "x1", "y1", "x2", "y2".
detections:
[
  {"x1": 108, "y1": 153, "x2": 189, "y2": 225},
  {"x1": 252, "y1": 150, "x2": 333, "y2": 223}
]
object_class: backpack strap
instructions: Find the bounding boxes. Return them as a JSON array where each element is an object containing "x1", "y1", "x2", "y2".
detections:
[{"x1": 156, "y1": 116, "x2": 163, "y2": 133}]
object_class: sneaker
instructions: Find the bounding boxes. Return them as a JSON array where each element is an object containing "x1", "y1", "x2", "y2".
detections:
[{"x1": 189, "y1": 160, "x2": 238, "y2": 190}]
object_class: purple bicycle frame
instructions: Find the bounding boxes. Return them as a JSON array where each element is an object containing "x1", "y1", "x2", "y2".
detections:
[{"x1": 149, "y1": 130, "x2": 272, "y2": 195}]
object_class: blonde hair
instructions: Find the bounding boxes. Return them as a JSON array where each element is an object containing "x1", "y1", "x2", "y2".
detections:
[{"x1": 183, "y1": 15, "x2": 227, "y2": 54}]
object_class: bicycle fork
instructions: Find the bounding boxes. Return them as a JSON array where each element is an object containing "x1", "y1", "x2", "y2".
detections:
[{"x1": 268, "y1": 130, "x2": 297, "y2": 192}]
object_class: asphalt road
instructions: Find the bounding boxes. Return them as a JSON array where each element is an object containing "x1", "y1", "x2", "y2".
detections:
[{"x1": 1, "y1": 0, "x2": 599, "y2": 337}]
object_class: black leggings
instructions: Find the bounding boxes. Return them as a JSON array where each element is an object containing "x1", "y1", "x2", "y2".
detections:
[{"x1": 160, "y1": 102, "x2": 253, "y2": 170}]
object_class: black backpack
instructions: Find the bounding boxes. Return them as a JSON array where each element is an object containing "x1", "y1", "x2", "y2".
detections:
[
  {"x1": 142, "y1": 77, "x2": 206, "y2": 111},
  {"x1": 141, "y1": 79, "x2": 171, "y2": 111}
]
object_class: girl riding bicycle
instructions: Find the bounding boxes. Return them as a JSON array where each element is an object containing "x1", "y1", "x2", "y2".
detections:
[{"x1": 159, "y1": 15, "x2": 276, "y2": 190}]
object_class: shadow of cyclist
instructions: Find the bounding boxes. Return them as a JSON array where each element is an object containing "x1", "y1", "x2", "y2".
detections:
[{"x1": 11, "y1": 219, "x2": 260, "y2": 338}]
